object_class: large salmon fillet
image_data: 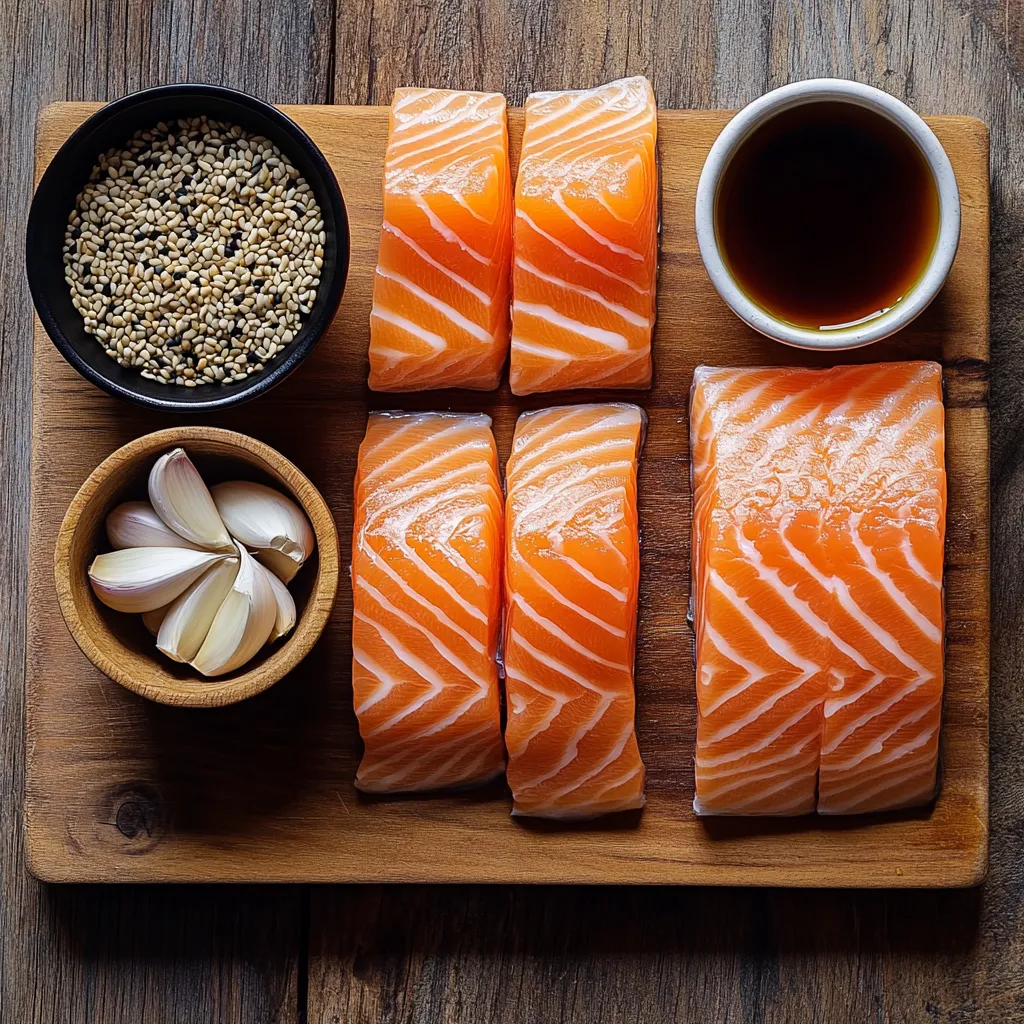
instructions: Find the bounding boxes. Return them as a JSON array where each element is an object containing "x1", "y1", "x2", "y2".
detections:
[
  {"x1": 509, "y1": 78, "x2": 658, "y2": 395},
  {"x1": 690, "y1": 363, "x2": 945, "y2": 815},
  {"x1": 351, "y1": 412, "x2": 506, "y2": 792},
  {"x1": 369, "y1": 89, "x2": 513, "y2": 391},
  {"x1": 503, "y1": 404, "x2": 647, "y2": 819}
]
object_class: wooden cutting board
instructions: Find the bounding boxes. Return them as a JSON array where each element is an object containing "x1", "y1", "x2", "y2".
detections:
[{"x1": 25, "y1": 103, "x2": 990, "y2": 886}]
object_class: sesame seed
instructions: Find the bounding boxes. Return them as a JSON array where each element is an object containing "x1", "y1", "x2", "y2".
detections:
[{"x1": 63, "y1": 118, "x2": 322, "y2": 386}]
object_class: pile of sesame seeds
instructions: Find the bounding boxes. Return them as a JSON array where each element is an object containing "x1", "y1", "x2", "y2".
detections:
[{"x1": 62, "y1": 117, "x2": 324, "y2": 386}]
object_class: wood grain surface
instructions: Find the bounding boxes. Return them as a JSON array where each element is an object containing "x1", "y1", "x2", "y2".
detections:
[
  {"x1": 26, "y1": 101, "x2": 988, "y2": 889},
  {"x1": 2, "y1": 2, "x2": 1022, "y2": 1023}
]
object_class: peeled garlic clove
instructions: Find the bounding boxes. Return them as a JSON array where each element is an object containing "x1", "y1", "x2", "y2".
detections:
[
  {"x1": 258, "y1": 562, "x2": 297, "y2": 642},
  {"x1": 107, "y1": 501, "x2": 201, "y2": 550},
  {"x1": 191, "y1": 543, "x2": 277, "y2": 677},
  {"x1": 142, "y1": 604, "x2": 170, "y2": 636},
  {"x1": 88, "y1": 547, "x2": 228, "y2": 613},
  {"x1": 257, "y1": 548, "x2": 302, "y2": 584},
  {"x1": 149, "y1": 448, "x2": 233, "y2": 552},
  {"x1": 157, "y1": 557, "x2": 240, "y2": 663},
  {"x1": 211, "y1": 481, "x2": 314, "y2": 579}
]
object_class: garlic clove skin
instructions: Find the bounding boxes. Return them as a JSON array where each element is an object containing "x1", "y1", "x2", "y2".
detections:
[
  {"x1": 148, "y1": 448, "x2": 234, "y2": 552},
  {"x1": 191, "y1": 543, "x2": 277, "y2": 677},
  {"x1": 141, "y1": 603, "x2": 170, "y2": 636},
  {"x1": 107, "y1": 501, "x2": 202, "y2": 550},
  {"x1": 256, "y1": 547, "x2": 302, "y2": 584},
  {"x1": 211, "y1": 481, "x2": 314, "y2": 578},
  {"x1": 157, "y1": 557, "x2": 240, "y2": 663},
  {"x1": 258, "y1": 562, "x2": 297, "y2": 642},
  {"x1": 88, "y1": 547, "x2": 228, "y2": 613}
]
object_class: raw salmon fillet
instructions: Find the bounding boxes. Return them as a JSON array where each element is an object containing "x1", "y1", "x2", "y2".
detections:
[
  {"x1": 690, "y1": 363, "x2": 945, "y2": 815},
  {"x1": 509, "y1": 77, "x2": 658, "y2": 395},
  {"x1": 503, "y1": 404, "x2": 647, "y2": 819},
  {"x1": 369, "y1": 89, "x2": 513, "y2": 391},
  {"x1": 351, "y1": 412, "x2": 506, "y2": 792}
]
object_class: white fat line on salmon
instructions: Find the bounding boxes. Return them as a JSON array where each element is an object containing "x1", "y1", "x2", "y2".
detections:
[
  {"x1": 383, "y1": 222, "x2": 491, "y2": 304},
  {"x1": 361, "y1": 471, "x2": 491, "y2": 533},
  {"x1": 392, "y1": 91, "x2": 463, "y2": 132},
  {"x1": 389, "y1": 93, "x2": 493, "y2": 148},
  {"x1": 699, "y1": 624, "x2": 769, "y2": 715},
  {"x1": 901, "y1": 535, "x2": 942, "y2": 586},
  {"x1": 515, "y1": 694, "x2": 614, "y2": 792},
  {"x1": 823, "y1": 701, "x2": 939, "y2": 772},
  {"x1": 412, "y1": 193, "x2": 491, "y2": 264},
  {"x1": 362, "y1": 435, "x2": 490, "y2": 496},
  {"x1": 734, "y1": 527, "x2": 883, "y2": 678},
  {"x1": 509, "y1": 406, "x2": 639, "y2": 466},
  {"x1": 508, "y1": 629, "x2": 616, "y2": 697},
  {"x1": 359, "y1": 418, "x2": 481, "y2": 484},
  {"x1": 707, "y1": 569, "x2": 822, "y2": 679},
  {"x1": 352, "y1": 647, "x2": 401, "y2": 714},
  {"x1": 377, "y1": 267, "x2": 493, "y2": 342},
  {"x1": 361, "y1": 717, "x2": 495, "y2": 763},
  {"x1": 508, "y1": 419, "x2": 637, "y2": 481},
  {"x1": 823, "y1": 678, "x2": 936, "y2": 752},
  {"x1": 697, "y1": 749, "x2": 819, "y2": 801},
  {"x1": 818, "y1": 755, "x2": 936, "y2": 813},
  {"x1": 509, "y1": 408, "x2": 620, "y2": 468},
  {"x1": 511, "y1": 437, "x2": 632, "y2": 492},
  {"x1": 696, "y1": 731, "x2": 818, "y2": 777},
  {"x1": 508, "y1": 548, "x2": 626, "y2": 637},
  {"x1": 371, "y1": 306, "x2": 447, "y2": 352},
  {"x1": 354, "y1": 610, "x2": 444, "y2": 733},
  {"x1": 358, "y1": 529, "x2": 488, "y2": 626},
  {"x1": 583, "y1": 761, "x2": 643, "y2": 805},
  {"x1": 515, "y1": 210, "x2": 649, "y2": 293},
  {"x1": 390, "y1": 144, "x2": 496, "y2": 184},
  {"x1": 453, "y1": 190, "x2": 496, "y2": 225},
  {"x1": 515, "y1": 258, "x2": 648, "y2": 326},
  {"x1": 522, "y1": 83, "x2": 616, "y2": 132},
  {"x1": 359, "y1": 728, "x2": 499, "y2": 790},
  {"x1": 820, "y1": 743, "x2": 937, "y2": 789},
  {"x1": 392, "y1": 89, "x2": 431, "y2": 112},
  {"x1": 831, "y1": 573, "x2": 935, "y2": 679},
  {"x1": 513, "y1": 302, "x2": 630, "y2": 351},
  {"x1": 550, "y1": 191, "x2": 644, "y2": 261},
  {"x1": 541, "y1": 716, "x2": 637, "y2": 802},
  {"x1": 554, "y1": 348, "x2": 650, "y2": 389},
  {"x1": 528, "y1": 112, "x2": 652, "y2": 178},
  {"x1": 512, "y1": 458, "x2": 631, "y2": 525},
  {"x1": 358, "y1": 577, "x2": 493, "y2": 691},
  {"x1": 361, "y1": 545, "x2": 486, "y2": 653},
  {"x1": 699, "y1": 767, "x2": 818, "y2": 813},
  {"x1": 510, "y1": 593, "x2": 630, "y2": 670},
  {"x1": 522, "y1": 83, "x2": 640, "y2": 159},
  {"x1": 383, "y1": 733, "x2": 503, "y2": 791},
  {"x1": 502, "y1": 666, "x2": 570, "y2": 758}
]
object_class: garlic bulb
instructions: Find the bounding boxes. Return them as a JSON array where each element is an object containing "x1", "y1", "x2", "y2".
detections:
[
  {"x1": 156, "y1": 557, "x2": 240, "y2": 663},
  {"x1": 149, "y1": 449, "x2": 233, "y2": 551},
  {"x1": 107, "y1": 501, "x2": 201, "y2": 550},
  {"x1": 211, "y1": 481, "x2": 315, "y2": 581},
  {"x1": 259, "y1": 562, "x2": 297, "y2": 642},
  {"x1": 88, "y1": 547, "x2": 228, "y2": 613},
  {"x1": 191, "y1": 543, "x2": 277, "y2": 677}
]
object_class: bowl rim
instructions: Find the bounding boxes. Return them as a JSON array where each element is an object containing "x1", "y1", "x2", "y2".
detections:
[
  {"x1": 694, "y1": 78, "x2": 962, "y2": 351},
  {"x1": 26, "y1": 82, "x2": 350, "y2": 412},
  {"x1": 53, "y1": 426, "x2": 340, "y2": 707}
]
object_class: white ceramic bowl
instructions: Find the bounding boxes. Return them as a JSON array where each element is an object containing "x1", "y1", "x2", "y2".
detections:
[{"x1": 695, "y1": 79, "x2": 961, "y2": 350}]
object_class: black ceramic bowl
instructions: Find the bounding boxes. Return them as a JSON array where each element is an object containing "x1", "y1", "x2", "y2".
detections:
[{"x1": 26, "y1": 83, "x2": 349, "y2": 412}]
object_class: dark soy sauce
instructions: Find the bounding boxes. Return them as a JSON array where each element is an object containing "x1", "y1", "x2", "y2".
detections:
[{"x1": 715, "y1": 101, "x2": 940, "y2": 331}]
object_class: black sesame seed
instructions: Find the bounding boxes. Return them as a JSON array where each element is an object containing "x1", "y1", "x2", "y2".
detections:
[{"x1": 172, "y1": 272, "x2": 186, "y2": 280}]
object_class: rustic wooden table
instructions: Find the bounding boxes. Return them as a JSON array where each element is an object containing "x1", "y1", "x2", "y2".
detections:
[{"x1": 1, "y1": 2, "x2": 1021, "y2": 1022}]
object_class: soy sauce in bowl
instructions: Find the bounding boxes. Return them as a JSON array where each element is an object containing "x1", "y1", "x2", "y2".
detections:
[{"x1": 715, "y1": 101, "x2": 940, "y2": 332}]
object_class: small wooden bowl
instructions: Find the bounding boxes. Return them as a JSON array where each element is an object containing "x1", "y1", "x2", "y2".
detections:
[{"x1": 54, "y1": 427, "x2": 339, "y2": 707}]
